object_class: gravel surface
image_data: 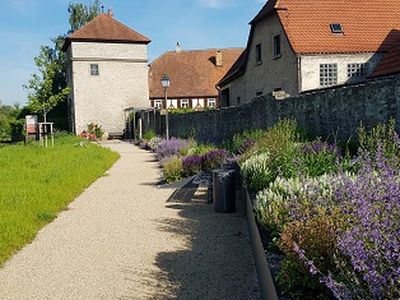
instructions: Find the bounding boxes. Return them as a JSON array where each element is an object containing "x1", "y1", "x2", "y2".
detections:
[{"x1": 0, "y1": 142, "x2": 259, "y2": 300}]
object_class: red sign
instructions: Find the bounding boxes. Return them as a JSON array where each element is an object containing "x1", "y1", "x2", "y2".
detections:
[{"x1": 26, "y1": 115, "x2": 38, "y2": 134}]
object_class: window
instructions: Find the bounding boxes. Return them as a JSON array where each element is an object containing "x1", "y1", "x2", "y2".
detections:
[
  {"x1": 347, "y1": 63, "x2": 367, "y2": 79},
  {"x1": 236, "y1": 97, "x2": 241, "y2": 105},
  {"x1": 154, "y1": 100, "x2": 163, "y2": 109},
  {"x1": 90, "y1": 64, "x2": 99, "y2": 76},
  {"x1": 330, "y1": 23, "x2": 343, "y2": 34},
  {"x1": 320, "y1": 64, "x2": 338, "y2": 87},
  {"x1": 181, "y1": 99, "x2": 189, "y2": 108},
  {"x1": 207, "y1": 98, "x2": 216, "y2": 107},
  {"x1": 273, "y1": 35, "x2": 281, "y2": 57},
  {"x1": 255, "y1": 43, "x2": 262, "y2": 64}
]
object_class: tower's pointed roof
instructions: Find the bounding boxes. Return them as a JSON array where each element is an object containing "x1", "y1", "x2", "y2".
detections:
[{"x1": 63, "y1": 13, "x2": 150, "y2": 50}]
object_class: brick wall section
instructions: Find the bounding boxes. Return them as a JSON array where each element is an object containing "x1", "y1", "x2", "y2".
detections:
[{"x1": 142, "y1": 76, "x2": 400, "y2": 144}]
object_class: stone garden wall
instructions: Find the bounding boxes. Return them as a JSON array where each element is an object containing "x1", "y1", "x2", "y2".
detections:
[{"x1": 142, "y1": 76, "x2": 400, "y2": 144}]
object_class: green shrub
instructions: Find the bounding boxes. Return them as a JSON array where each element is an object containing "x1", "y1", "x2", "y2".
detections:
[
  {"x1": 277, "y1": 214, "x2": 339, "y2": 300},
  {"x1": 163, "y1": 156, "x2": 183, "y2": 183},
  {"x1": 178, "y1": 139, "x2": 197, "y2": 156},
  {"x1": 241, "y1": 153, "x2": 274, "y2": 192},
  {"x1": 252, "y1": 120, "x2": 300, "y2": 159},
  {"x1": 10, "y1": 119, "x2": 25, "y2": 142},
  {"x1": 148, "y1": 137, "x2": 162, "y2": 151},
  {"x1": 187, "y1": 144, "x2": 215, "y2": 156},
  {"x1": 143, "y1": 130, "x2": 156, "y2": 141},
  {"x1": 297, "y1": 141, "x2": 339, "y2": 177},
  {"x1": 226, "y1": 129, "x2": 264, "y2": 154},
  {"x1": 256, "y1": 175, "x2": 338, "y2": 237},
  {"x1": 358, "y1": 119, "x2": 400, "y2": 166}
]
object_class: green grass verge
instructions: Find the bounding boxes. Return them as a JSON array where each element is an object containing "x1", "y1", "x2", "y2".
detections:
[{"x1": 0, "y1": 134, "x2": 119, "y2": 265}]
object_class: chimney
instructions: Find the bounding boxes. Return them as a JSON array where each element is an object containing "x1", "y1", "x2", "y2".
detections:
[
  {"x1": 216, "y1": 50, "x2": 223, "y2": 67},
  {"x1": 107, "y1": 9, "x2": 113, "y2": 17},
  {"x1": 176, "y1": 42, "x2": 182, "y2": 52}
]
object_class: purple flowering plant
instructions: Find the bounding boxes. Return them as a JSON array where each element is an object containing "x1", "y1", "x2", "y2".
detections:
[
  {"x1": 155, "y1": 138, "x2": 190, "y2": 160},
  {"x1": 297, "y1": 140, "x2": 341, "y2": 177},
  {"x1": 333, "y1": 145, "x2": 400, "y2": 299},
  {"x1": 182, "y1": 155, "x2": 203, "y2": 176},
  {"x1": 288, "y1": 144, "x2": 400, "y2": 299},
  {"x1": 202, "y1": 149, "x2": 229, "y2": 170}
]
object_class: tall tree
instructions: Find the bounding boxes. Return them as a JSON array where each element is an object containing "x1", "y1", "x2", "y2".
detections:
[
  {"x1": 68, "y1": 0, "x2": 102, "y2": 33},
  {"x1": 25, "y1": 0, "x2": 102, "y2": 126}
]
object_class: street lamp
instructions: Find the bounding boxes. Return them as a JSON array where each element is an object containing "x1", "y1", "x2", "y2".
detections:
[{"x1": 161, "y1": 74, "x2": 171, "y2": 140}]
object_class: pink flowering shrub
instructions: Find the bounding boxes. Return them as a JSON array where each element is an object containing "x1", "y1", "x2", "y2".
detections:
[{"x1": 80, "y1": 131, "x2": 97, "y2": 141}]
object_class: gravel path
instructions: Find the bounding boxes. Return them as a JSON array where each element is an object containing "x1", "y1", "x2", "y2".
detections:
[{"x1": 0, "y1": 142, "x2": 259, "y2": 300}]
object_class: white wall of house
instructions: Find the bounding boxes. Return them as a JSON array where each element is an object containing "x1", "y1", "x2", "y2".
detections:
[
  {"x1": 67, "y1": 41, "x2": 149, "y2": 134},
  {"x1": 300, "y1": 53, "x2": 383, "y2": 92},
  {"x1": 219, "y1": 13, "x2": 385, "y2": 106}
]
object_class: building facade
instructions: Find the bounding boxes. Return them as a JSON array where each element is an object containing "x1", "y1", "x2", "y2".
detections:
[
  {"x1": 63, "y1": 12, "x2": 151, "y2": 134},
  {"x1": 218, "y1": 0, "x2": 399, "y2": 106},
  {"x1": 149, "y1": 47, "x2": 244, "y2": 110}
]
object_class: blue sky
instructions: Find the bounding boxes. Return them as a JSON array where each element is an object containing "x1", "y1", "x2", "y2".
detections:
[{"x1": 0, "y1": 0, "x2": 265, "y2": 105}]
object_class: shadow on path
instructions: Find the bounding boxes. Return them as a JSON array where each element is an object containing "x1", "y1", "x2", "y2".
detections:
[{"x1": 120, "y1": 179, "x2": 260, "y2": 300}]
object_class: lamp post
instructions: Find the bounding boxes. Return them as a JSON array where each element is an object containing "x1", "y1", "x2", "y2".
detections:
[{"x1": 161, "y1": 74, "x2": 171, "y2": 140}]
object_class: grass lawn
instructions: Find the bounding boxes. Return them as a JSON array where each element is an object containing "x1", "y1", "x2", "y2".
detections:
[{"x1": 0, "y1": 134, "x2": 119, "y2": 265}]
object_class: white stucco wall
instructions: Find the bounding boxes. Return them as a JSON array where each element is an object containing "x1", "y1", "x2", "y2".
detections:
[
  {"x1": 68, "y1": 41, "x2": 149, "y2": 134},
  {"x1": 300, "y1": 53, "x2": 383, "y2": 92},
  {"x1": 72, "y1": 42, "x2": 147, "y2": 60}
]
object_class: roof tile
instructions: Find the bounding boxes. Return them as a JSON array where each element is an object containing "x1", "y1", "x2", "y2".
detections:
[
  {"x1": 149, "y1": 48, "x2": 244, "y2": 99},
  {"x1": 276, "y1": 0, "x2": 400, "y2": 54},
  {"x1": 63, "y1": 14, "x2": 150, "y2": 50}
]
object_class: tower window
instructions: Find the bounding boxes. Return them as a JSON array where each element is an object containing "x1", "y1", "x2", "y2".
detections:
[{"x1": 90, "y1": 64, "x2": 99, "y2": 76}]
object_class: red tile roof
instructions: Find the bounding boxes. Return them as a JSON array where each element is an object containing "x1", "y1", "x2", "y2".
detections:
[
  {"x1": 219, "y1": 0, "x2": 400, "y2": 86},
  {"x1": 253, "y1": 0, "x2": 400, "y2": 55},
  {"x1": 149, "y1": 48, "x2": 244, "y2": 99},
  {"x1": 371, "y1": 34, "x2": 400, "y2": 78},
  {"x1": 63, "y1": 14, "x2": 150, "y2": 50}
]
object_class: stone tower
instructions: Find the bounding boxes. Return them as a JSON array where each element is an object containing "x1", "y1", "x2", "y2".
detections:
[{"x1": 63, "y1": 12, "x2": 151, "y2": 135}]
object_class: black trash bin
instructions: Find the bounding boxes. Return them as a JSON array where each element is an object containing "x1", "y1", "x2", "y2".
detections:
[{"x1": 212, "y1": 167, "x2": 236, "y2": 213}]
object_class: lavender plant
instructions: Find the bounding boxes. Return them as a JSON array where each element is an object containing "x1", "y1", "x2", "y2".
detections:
[
  {"x1": 201, "y1": 149, "x2": 228, "y2": 170},
  {"x1": 333, "y1": 147, "x2": 400, "y2": 299},
  {"x1": 155, "y1": 138, "x2": 190, "y2": 160},
  {"x1": 297, "y1": 140, "x2": 340, "y2": 177},
  {"x1": 182, "y1": 155, "x2": 203, "y2": 176}
]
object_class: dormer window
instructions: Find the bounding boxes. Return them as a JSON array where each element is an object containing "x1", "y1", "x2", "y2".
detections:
[{"x1": 330, "y1": 23, "x2": 343, "y2": 34}]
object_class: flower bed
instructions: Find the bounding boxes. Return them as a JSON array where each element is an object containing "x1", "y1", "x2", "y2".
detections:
[
  {"x1": 237, "y1": 120, "x2": 400, "y2": 299},
  {"x1": 139, "y1": 133, "x2": 228, "y2": 184}
]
